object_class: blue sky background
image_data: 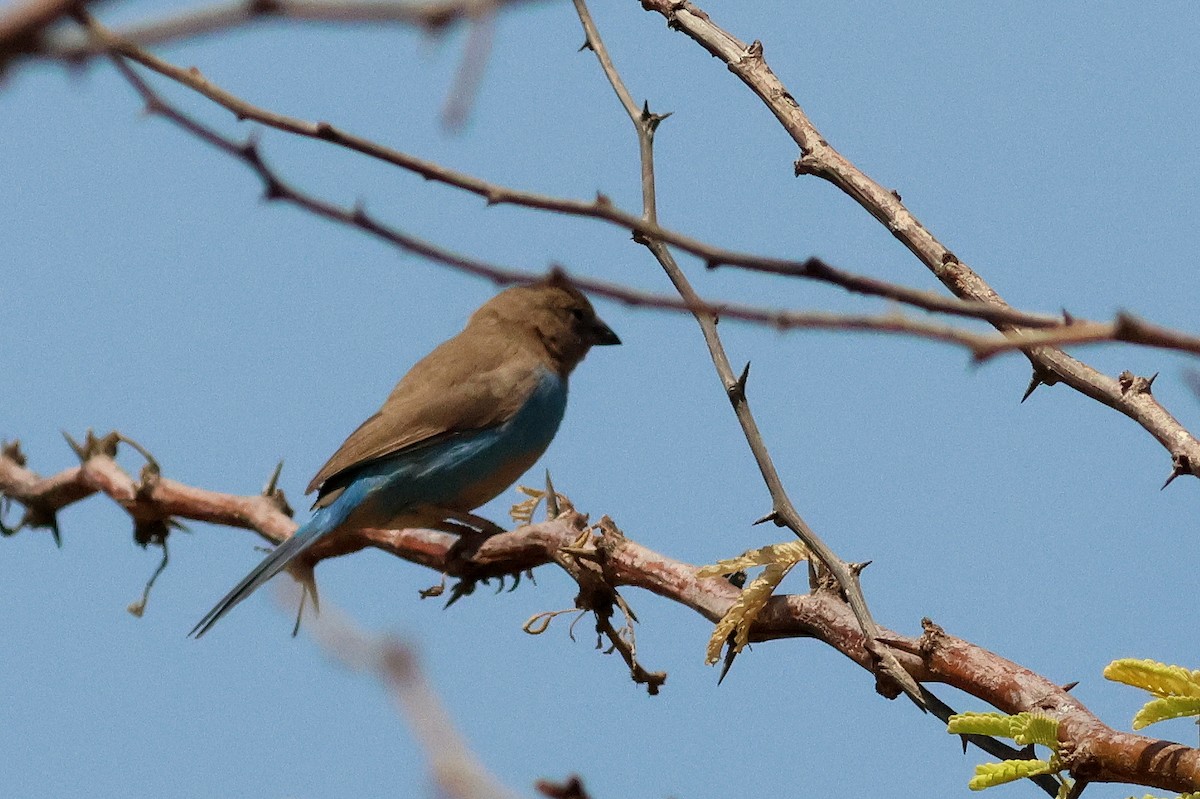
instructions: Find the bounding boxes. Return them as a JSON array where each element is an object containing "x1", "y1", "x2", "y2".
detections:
[{"x1": 4, "y1": 2, "x2": 1200, "y2": 797}]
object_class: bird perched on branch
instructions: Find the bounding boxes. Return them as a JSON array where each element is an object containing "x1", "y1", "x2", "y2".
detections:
[{"x1": 190, "y1": 273, "x2": 620, "y2": 637}]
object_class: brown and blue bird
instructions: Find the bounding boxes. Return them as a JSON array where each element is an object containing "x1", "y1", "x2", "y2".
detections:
[{"x1": 191, "y1": 274, "x2": 619, "y2": 636}]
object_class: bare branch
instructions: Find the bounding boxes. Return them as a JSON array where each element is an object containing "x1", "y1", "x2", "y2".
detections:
[
  {"x1": 573, "y1": 0, "x2": 923, "y2": 706},
  {"x1": 52, "y1": 14, "x2": 1081, "y2": 332},
  {"x1": 41, "y1": 0, "x2": 547, "y2": 59},
  {"x1": 637, "y1": 0, "x2": 1200, "y2": 482},
  {"x1": 4, "y1": 439, "x2": 1199, "y2": 794}
]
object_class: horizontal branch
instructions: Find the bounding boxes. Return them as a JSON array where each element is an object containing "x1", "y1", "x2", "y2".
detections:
[
  {"x1": 64, "y1": 13, "x2": 1074, "y2": 331},
  {"x1": 57, "y1": 13, "x2": 1200, "y2": 374},
  {"x1": 3, "y1": 436, "x2": 1198, "y2": 793},
  {"x1": 40, "y1": 0, "x2": 547, "y2": 59}
]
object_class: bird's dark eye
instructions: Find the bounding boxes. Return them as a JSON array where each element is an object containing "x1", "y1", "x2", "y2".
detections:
[{"x1": 569, "y1": 307, "x2": 586, "y2": 321}]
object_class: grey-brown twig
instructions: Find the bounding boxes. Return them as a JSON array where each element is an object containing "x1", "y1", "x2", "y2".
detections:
[
  {"x1": 43, "y1": 14, "x2": 1075, "y2": 332},
  {"x1": 571, "y1": 0, "x2": 925, "y2": 706},
  {"x1": 637, "y1": 0, "x2": 1200, "y2": 483},
  {"x1": 62, "y1": 11, "x2": 1200, "y2": 369},
  {"x1": 41, "y1": 0, "x2": 546, "y2": 59}
]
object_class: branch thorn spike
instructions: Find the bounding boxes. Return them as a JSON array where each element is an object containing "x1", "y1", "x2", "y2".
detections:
[
  {"x1": 62, "y1": 430, "x2": 85, "y2": 461},
  {"x1": 264, "y1": 460, "x2": 284, "y2": 495},
  {"x1": 544, "y1": 469, "x2": 560, "y2": 518},
  {"x1": 1020, "y1": 372, "x2": 1043, "y2": 403}
]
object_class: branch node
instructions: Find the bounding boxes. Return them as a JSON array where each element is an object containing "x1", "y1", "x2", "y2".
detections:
[
  {"x1": 793, "y1": 153, "x2": 820, "y2": 176},
  {"x1": 1118, "y1": 370, "x2": 1156, "y2": 396},
  {"x1": 1161, "y1": 454, "x2": 1192, "y2": 490},
  {"x1": 2, "y1": 439, "x2": 27, "y2": 468},
  {"x1": 727, "y1": 361, "x2": 750, "y2": 403},
  {"x1": 639, "y1": 100, "x2": 672, "y2": 131}
]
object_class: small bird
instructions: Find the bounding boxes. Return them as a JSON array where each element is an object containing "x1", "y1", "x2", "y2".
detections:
[{"x1": 190, "y1": 273, "x2": 619, "y2": 637}]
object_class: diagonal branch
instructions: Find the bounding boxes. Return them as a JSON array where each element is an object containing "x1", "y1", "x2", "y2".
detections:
[
  {"x1": 51, "y1": 14, "x2": 1074, "y2": 332},
  {"x1": 570, "y1": 0, "x2": 925, "y2": 706},
  {"x1": 636, "y1": 0, "x2": 1200, "y2": 484},
  {"x1": 60, "y1": 12, "x2": 1200, "y2": 367},
  {"x1": 72, "y1": 11, "x2": 1189, "y2": 365}
]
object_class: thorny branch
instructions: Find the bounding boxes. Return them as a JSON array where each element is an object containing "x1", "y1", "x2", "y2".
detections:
[
  {"x1": 571, "y1": 0, "x2": 923, "y2": 706},
  {"x1": 69, "y1": 11, "x2": 1194, "y2": 369},
  {"x1": 3, "y1": 439, "x2": 1198, "y2": 794},
  {"x1": 7, "y1": 3, "x2": 1200, "y2": 795},
  {"x1": 41, "y1": 11, "x2": 1200, "y2": 371},
  {"x1": 636, "y1": 0, "x2": 1200, "y2": 486}
]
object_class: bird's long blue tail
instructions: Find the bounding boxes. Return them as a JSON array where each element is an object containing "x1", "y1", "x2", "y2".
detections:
[{"x1": 189, "y1": 508, "x2": 342, "y2": 638}]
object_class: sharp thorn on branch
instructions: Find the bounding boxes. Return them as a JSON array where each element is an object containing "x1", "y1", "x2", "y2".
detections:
[
  {"x1": 1162, "y1": 467, "x2": 1183, "y2": 490},
  {"x1": 62, "y1": 430, "x2": 85, "y2": 460},
  {"x1": 264, "y1": 460, "x2": 284, "y2": 495},
  {"x1": 544, "y1": 469, "x2": 560, "y2": 518},
  {"x1": 1020, "y1": 372, "x2": 1043, "y2": 403}
]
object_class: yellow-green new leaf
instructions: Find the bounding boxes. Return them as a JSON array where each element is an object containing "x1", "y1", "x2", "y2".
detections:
[
  {"x1": 970, "y1": 759, "x2": 1054, "y2": 790},
  {"x1": 1012, "y1": 712, "x2": 1060, "y2": 750},
  {"x1": 947, "y1": 712, "x2": 1020, "y2": 739},
  {"x1": 1132, "y1": 697, "x2": 1200, "y2": 730},
  {"x1": 1105, "y1": 659, "x2": 1200, "y2": 698}
]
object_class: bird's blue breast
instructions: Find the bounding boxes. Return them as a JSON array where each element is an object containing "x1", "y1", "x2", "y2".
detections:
[{"x1": 314, "y1": 367, "x2": 568, "y2": 530}]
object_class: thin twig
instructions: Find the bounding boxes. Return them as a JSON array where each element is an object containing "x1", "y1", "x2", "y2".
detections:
[
  {"x1": 41, "y1": 0, "x2": 547, "y2": 59},
  {"x1": 50, "y1": 17, "x2": 1078, "y2": 332},
  {"x1": 70, "y1": 13, "x2": 1124, "y2": 361},
  {"x1": 64, "y1": 14, "x2": 1200, "y2": 367},
  {"x1": 571, "y1": 0, "x2": 924, "y2": 706},
  {"x1": 638, "y1": 0, "x2": 1200, "y2": 482}
]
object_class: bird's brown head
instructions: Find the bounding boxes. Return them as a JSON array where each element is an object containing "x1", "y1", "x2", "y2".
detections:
[{"x1": 471, "y1": 272, "x2": 620, "y2": 376}]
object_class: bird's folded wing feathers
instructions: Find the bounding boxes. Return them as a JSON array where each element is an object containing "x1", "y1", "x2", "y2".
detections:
[{"x1": 305, "y1": 331, "x2": 544, "y2": 498}]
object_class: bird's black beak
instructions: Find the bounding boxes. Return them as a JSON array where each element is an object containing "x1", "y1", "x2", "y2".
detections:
[{"x1": 590, "y1": 318, "x2": 621, "y2": 346}]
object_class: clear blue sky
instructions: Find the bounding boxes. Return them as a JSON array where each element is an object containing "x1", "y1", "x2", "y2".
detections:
[{"x1": 4, "y1": 2, "x2": 1200, "y2": 798}]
